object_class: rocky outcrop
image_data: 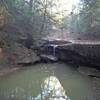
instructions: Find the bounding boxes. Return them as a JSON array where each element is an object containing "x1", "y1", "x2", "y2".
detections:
[
  {"x1": 8, "y1": 43, "x2": 40, "y2": 65},
  {"x1": 39, "y1": 39, "x2": 100, "y2": 68},
  {"x1": 57, "y1": 43, "x2": 100, "y2": 68},
  {"x1": 78, "y1": 67, "x2": 100, "y2": 77}
]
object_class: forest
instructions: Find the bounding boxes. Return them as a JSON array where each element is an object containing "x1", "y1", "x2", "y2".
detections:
[
  {"x1": 0, "y1": 0, "x2": 100, "y2": 100},
  {"x1": 0, "y1": 0, "x2": 100, "y2": 48}
]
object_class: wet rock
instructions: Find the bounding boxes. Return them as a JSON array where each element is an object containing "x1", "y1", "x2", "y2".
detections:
[
  {"x1": 57, "y1": 47, "x2": 86, "y2": 65},
  {"x1": 78, "y1": 67, "x2": 100, "y2": 77},
  {"x1": 40, "y1": 54, "x2": 58, "y2": 62}
]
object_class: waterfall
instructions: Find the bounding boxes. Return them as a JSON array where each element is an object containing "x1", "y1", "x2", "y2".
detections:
[
  {"x1": 53, "y1": 45, "x2": 58, "y2": 56},
  {"x1": 48, "y1": 44, "x2": 58, "y2": 56}
]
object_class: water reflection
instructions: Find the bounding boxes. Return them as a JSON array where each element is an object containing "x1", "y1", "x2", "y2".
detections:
[
  {"x1": 34, "y1": 76, "x2": 71, "y2": 100},
  {"x1": 2, "y1": 76, "x2": 71, "y2": 100},
  {"x1": 0, "y1": 63, "x2": 92, "y2": 100}
]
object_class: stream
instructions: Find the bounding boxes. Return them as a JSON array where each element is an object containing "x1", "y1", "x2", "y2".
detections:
[{"x1": 0, "y1": 63, "x2": 95, "y2": 100}]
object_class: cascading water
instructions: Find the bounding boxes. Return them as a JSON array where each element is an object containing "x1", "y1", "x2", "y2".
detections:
[
  {"x1": 48, "y1": 44, "x2": 58, "y2": 56},
  {"x1": 43, "y1": 44, "x2": 58, "y2": 61},
  {"x1": 52, "y1": 45, "x2": 58, "y2": 56}
]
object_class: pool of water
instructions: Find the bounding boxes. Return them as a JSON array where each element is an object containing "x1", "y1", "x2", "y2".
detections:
[{"x1": 0, "y1": 63, "x2": 94, "y2": 100}]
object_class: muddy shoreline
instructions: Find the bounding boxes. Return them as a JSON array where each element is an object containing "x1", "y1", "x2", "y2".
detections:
[{"x1": 0, "y1": 66, "x2": 20, "y2": 77}]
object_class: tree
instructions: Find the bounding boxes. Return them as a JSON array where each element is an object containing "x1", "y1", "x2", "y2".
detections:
[
  {"x1": 0, "y1": 0, "x2": 63, "y2": 48},
  {"x1": 62, "y1": 0, "x2": 100, "y2": 39}
]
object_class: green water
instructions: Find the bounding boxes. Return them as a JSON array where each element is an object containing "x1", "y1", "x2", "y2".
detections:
[{"x1": 0, "y1": 63, "x2": 93, "y2": 100}]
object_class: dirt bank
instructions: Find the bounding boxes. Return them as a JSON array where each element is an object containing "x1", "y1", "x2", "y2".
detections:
[{"x1": 0, "y1": 66, "x2": 20, "y2": 77}]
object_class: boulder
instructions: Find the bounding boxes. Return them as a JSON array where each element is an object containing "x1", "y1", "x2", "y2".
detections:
[
  {"x1": 9, "y1": 43, "x2": 40, "y2": 64},
  {"x1": 15, "y1": 51, "x2": 40, "y2": 64}
]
